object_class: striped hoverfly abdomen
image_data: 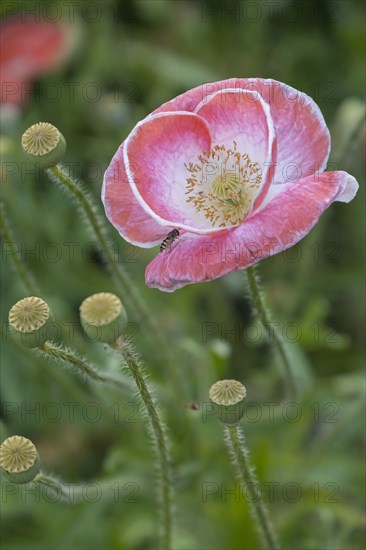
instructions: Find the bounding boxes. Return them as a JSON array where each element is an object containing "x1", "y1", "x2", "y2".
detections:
[{"x1": 160, "y1": 229, "x2": 180, "y2": 252}]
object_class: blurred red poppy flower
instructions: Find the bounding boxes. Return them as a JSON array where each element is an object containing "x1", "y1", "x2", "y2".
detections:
[{"x1": 0, "y1": 14, "x2": 76, "y2": 105}]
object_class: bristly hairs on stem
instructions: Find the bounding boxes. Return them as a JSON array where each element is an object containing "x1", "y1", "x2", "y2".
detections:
[
  {"x1": 45, "y1": 162, "x2": 146, "y2": 316},
  {"x1": 0, "y1": 435, "x2": 138, "y2": 505},
  {"x1": 31, "y1": 472, "x2": 141, "y2": 505},
  {"x1": 245, "y1": 266, "x2": 301, "y2": 398},
  {"x1": 32, "y1": 472, "x2": 84, "y2": 504},
  {"x1": 224, "y1": 425, "x2": 280, "y2": 550},
  {"x1": 34, "y1": 340, "x2": 132, "y2": 393},
  {"x1": 45, "y1": 162, "x2": 183, "y2": 388},
  {"x1": 108, "y1": 337, "x2": 174, "y2": 550}
]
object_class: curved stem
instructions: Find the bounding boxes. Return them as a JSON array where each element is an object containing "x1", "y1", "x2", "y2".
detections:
[
  {"x1": 36, "y1": 341, "x2": 131, "y2": 393},
  {"x1": 46, "y1": 164, "x2": 180, "y2": 379},
  {"x1": 246, "y1": 266, "x2": 298, "y2": 397},
  {"x1": 33, "y1": 472, "x2": 82, "y2": 503},
  {"x1": 0, "y1": 201, "x2": 39, "y2": 296},
  {"x1": 46, "y1": 165, "x2": 134, "y2": 300},
  {"x1": 33, "y1": 472, "x2": 137, "y2": 504},
  {"x1": 110, "y1": 339, "x2": 173, "y2": 550},
  {"x1": 225, "y1": 425, "x2": 280, "y2": 550}
]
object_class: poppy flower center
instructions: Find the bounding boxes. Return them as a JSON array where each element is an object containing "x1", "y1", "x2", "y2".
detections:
[{"x1": 185, "y1": 141, "x2": 262, "y2": 228}]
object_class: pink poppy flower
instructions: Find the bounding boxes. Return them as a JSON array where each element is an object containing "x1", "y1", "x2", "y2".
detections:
[
  {"x1": 0, "y1": 14, "x2": 75, "y2": 105},
  {"x1": 102, "y1": 78, "x2": 359, "y2": 292}
]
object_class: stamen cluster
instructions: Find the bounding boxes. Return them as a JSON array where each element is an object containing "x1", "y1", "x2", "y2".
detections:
[{"x1": 185, "y1": 141, "x2": 262, "y2": 228}]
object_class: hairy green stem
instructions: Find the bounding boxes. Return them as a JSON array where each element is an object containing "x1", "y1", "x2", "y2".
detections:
[
  {"x1": 110, "y1": 339, "x2": 173, "y2": 550},
  {"x1": 46, "y1": 164, "x2": 180, "y2": 380},
  {"x1": 36, "y1": 340, "x2": 131, "y2": 392},
  {"x1": 225, "y1": 425, "x2": 280, "y2": 550},
  {"x1": 46, "y1": 165, "x2": 134, "y2": 301},
  {"x1": 33, "y1": 472, "x2": 136, "y2": 504},
  {"x1": 2, "y1": 311, "x2": 115, "y2": 405},
  {"x1": 0, "y1": 201, "x2": 39, "y2": 296},
  {"x1": 33, "y1": 472, "x2": 81, "y2": 503},
  {"x1": 246, "y1": 266, "x2": 298, "y2": 397}
]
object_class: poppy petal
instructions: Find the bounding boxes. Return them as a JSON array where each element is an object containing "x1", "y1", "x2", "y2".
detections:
[{"x1": 145, "y1": 171, "x2": 358, "y2": 291}]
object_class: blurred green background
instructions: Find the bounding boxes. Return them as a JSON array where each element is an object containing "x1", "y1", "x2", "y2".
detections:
[{"x1": 1, "y1": 1, "x2": 365, "y2": 549}]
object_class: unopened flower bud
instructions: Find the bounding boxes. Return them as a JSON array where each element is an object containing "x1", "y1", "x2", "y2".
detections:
[
  {"x1": 0, "y1": 436, "x2": 41, "y2": 484},
  {"x1": 9, "y1": 296, "x2": 52, "y2": 348},
  {"x1": 209, "y1": 379, "x2": 246, "y2": 426},
  {"x1": 80, "y1": 292, "x2": 127, "y2": 343},
  {"x1": 21, "y1": 122, "x2": 66, "y2": 168}
]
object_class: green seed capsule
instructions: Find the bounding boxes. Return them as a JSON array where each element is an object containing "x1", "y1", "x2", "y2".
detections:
[
  {"x1": 21, "y1": 122, "x2": 66, "y2": 168},
  {"x1": 209, "y1": 379, "x2": 247, "y2": 426},
  {"x1": 80, "y1": 292, "x2": 127, "y2": 343},
  {"x1": 0, "y1": 436, "x2": 41, "y2": 484},
  {"x1": 8, "y1": 296, "x2": 52, "y2": 348}
]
